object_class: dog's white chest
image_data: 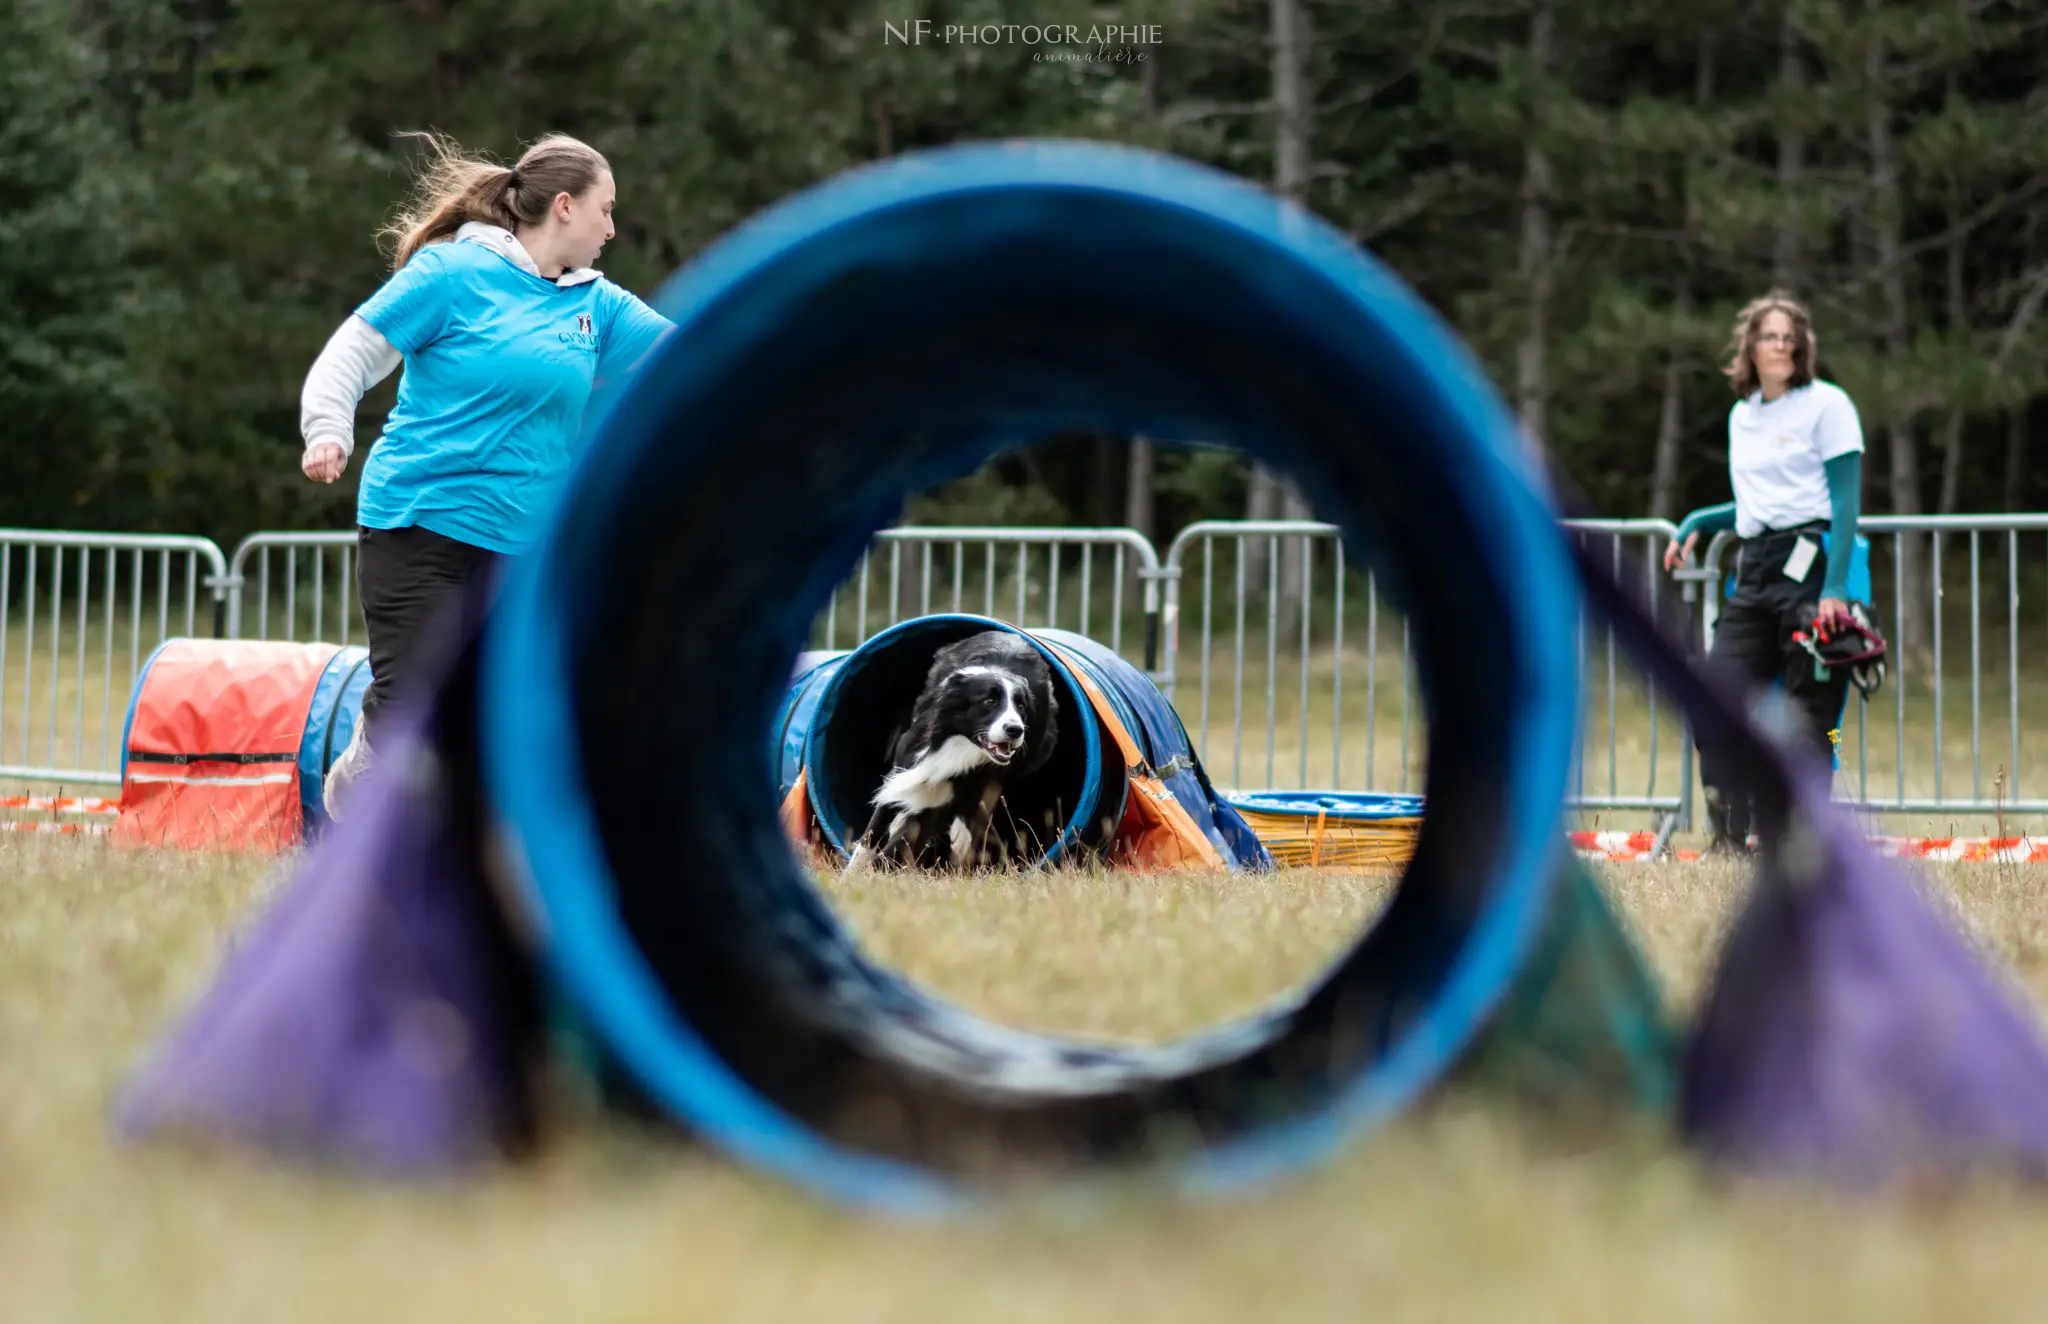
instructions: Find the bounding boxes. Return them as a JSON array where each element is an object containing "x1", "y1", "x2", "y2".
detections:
[{"x1": 873, "y1": 735, "x2": 989, "y2": 812}]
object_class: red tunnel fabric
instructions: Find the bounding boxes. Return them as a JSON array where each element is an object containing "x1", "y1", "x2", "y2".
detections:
[{"x1": 113, "y1": 639, "x2": 340, "y2": 852}]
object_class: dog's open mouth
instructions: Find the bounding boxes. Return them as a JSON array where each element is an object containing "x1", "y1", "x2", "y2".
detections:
[{"x1": 978, "y1": 734, "x2": 1020, "y2": 766}]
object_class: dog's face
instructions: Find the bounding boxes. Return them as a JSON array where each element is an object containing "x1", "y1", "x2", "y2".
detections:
[{"x1": 937, "y1": 667, "x2": 1037, "y2": 766}]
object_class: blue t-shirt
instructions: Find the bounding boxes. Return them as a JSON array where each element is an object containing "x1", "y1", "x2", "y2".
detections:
[{"x1": 353, "y1": 240, "x2": 672, "y2": 554}]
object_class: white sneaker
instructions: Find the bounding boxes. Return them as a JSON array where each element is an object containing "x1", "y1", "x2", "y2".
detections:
[{"x1": 322, "y1": 719, "x2": 375, "y2": 822}]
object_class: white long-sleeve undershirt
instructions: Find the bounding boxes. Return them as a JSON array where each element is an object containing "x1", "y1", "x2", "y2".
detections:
[{"x1": 299, "y1": 314, "x2": 402, "y2": 458}]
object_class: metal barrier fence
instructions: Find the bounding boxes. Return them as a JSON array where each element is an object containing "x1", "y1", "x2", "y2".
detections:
[
  {"x1": 1158, "y1": 519, "x2": 1693, "y2": 832},
  {"x1": 217, "y1": 526, "x2": 1170, "y2": 666},
  {"x1": 224, "y1": 531, "x2": 363, "y2": 643},
  {"x1": 9, "y1": 514, "x2": 2048, "y2": 836},
  {"x1": 1699, "y1": 514, "x2": 2048, "y2": 823},
  {"x1": 811, "y1": 526, "x2": 1165, "y2": 668},
  {"x1": 1, "y1": 530, "x2": 231, "y2": 786}
]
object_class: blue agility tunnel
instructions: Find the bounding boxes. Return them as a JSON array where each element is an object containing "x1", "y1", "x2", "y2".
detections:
[
  {"x1": 772, "y1": 649, "x2": 849, "y2": 801},
  {"x1": 122, "y1": 138, "x2": 1598, "y2": 1211},
  {"x1": 777, "y1": 614, "x2": 1270, "y2": 872},
  {"x1": 299, "y1": 645, "x2": 372, "y2": 839},
  {"x1": 1029, "y1": 625, "x2": 1273, "y2": 870},
  {"x1": 468, "y1": 138, "x2": 1584, "y2": 1211},
  {"x1": 784, "y1": 615, "x2": 1114, "y2": 865}
]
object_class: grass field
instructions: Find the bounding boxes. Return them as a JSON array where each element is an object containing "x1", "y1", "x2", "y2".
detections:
[{"x1": 7, "y1": 832, "x2": 2048, "y2": 1322}]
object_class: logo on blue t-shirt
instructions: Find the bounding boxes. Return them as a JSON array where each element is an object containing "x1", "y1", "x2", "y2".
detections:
[{"x1": 560, "y1": 312, "x2": 598, "y2": 351}]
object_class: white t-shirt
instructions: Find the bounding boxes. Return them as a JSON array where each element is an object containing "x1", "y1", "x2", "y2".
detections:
[{"x1": 1727, "y1": 379, "x2": 1865, "y2": 537}]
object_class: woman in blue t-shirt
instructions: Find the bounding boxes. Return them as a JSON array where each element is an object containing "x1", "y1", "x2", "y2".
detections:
[
  {"x1": 298, "y1": 130, "x2": 672, "y2": 817},
  {"x1": 1663, "y1": 291, "x2": 1864, "y2": 854}
]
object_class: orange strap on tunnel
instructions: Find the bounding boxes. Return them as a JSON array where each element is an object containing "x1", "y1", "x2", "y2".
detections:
[
  {"x1": 780, "y1": 769, "x2": 840, "y2": 871},
  {"x1": 1038, "y1": 640, "x2": 1225, "y2": 872}
]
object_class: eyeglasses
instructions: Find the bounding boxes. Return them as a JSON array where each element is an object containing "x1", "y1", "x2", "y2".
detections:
[{"x1": 1756, "y1": 332, "x2": 1798, "y2": 347}]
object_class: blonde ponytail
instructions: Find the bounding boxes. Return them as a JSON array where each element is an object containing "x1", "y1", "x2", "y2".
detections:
[{"x1": 379, "y1": 129, "x2": 611, "y2": 271}]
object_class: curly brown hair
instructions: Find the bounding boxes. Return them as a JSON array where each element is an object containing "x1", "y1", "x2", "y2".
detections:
[
  {"x1": 380, "y1": 129, "x2": 610, "y2": 271},
  {"x1": 1722, "y1": 290, "x2": 1818, "y2": 397}
]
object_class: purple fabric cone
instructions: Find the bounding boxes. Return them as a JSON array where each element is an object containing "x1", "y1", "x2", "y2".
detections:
[
  {"x1": 1678, "y1": 759, "x2": 2048, "y2": 1186},
  {"x1": 1569, "y1": 538, "x2": 2048, "y2": 1188},
  {"x1": 114, "y1": 593, "x2": 538, "y2": 1176}
]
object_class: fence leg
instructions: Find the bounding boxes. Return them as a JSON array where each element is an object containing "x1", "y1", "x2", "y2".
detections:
[
  {"x1": 1650, "y1": 810, "x2": 1680, "y2": 862},
  {"x1": 1679, "y1": 736, "x2": 1694, "y2": 835},
  {"x1": 1145, "y1": 564, "x2": 1175, "y2": 691}
]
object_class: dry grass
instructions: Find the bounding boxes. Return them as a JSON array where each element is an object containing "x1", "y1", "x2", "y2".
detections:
[
  {"x1": 823, "y1": 864, "x2": 1394, "y2": 1041},
  {"x1": 8, "y1": 832, "x2": 2048, "y2": 1322}
]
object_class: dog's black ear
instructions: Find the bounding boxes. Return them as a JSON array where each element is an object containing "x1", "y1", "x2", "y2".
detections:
[
  {"x1": 907, "y1": 659, "x2": 955, "y2": 732},
  {"x1": 882, "y1": 718, "x2": 918, "y2": 772},
  {"x1": 1017, "y1": 680, "x2": 1060, "y2": 777}
]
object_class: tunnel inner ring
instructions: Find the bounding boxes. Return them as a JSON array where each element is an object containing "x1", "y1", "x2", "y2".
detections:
[{"x1": 476, "y1": 141, "x2": 1582, "y2": 1212}]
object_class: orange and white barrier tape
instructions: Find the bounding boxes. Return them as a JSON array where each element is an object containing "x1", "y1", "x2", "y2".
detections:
[
  {"x1": 0, "y1": 820, "x2": 111, "y2": 835},
  {"x1": 1867, "y1": 836, "x2": 2048, "y2": 863},
  {"x1": 1570, "y1": 829, "x2": 2048, "y2": 864},
  {"x1": 1, "y1": 794, "x2": 120, "y2": 837},
  {"x1": 1569, "y1": 831, "x2": 1698, "y2": 863},
  {"x1": 0, "y1": 795, "x2": 121, "y2": 816}
]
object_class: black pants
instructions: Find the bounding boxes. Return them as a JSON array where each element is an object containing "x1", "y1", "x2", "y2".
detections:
[
  {"x1": 356, "y1": 524, "x2": 506, "y2": 750},
  {"x1": 1695, "y1": 523, "x2": 1852, "y2": 846}
]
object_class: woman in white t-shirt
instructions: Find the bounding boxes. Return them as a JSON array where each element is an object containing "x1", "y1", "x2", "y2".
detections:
[{"x1": 1662, "y1": 291, "x2": 1864, "y2": 854}]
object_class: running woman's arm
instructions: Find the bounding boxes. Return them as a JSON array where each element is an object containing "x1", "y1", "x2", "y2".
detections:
[
  {"x1": 300, "y1": 315, "x2": 402, "y2": 461},
  {"x1": 301, "y1": 249, "x2": 456, "y2": 481}
]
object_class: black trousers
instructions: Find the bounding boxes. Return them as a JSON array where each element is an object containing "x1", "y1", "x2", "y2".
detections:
[
  {"x1": 1695, "y1": 523, "x2": 1852, "y2": 846},
  {"x1": 355, "y1": 524, "x2": 506, "y2": 751}
]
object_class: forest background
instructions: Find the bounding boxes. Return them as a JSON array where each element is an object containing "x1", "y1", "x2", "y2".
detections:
[{"x1": 7, "y1": 0, "x2": 2047, "y2": 570}]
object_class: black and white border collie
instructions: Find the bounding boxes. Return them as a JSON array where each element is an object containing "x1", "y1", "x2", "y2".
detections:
[{"x1": 846, "y1": 630, "x2": 1060, "y2": 873}]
